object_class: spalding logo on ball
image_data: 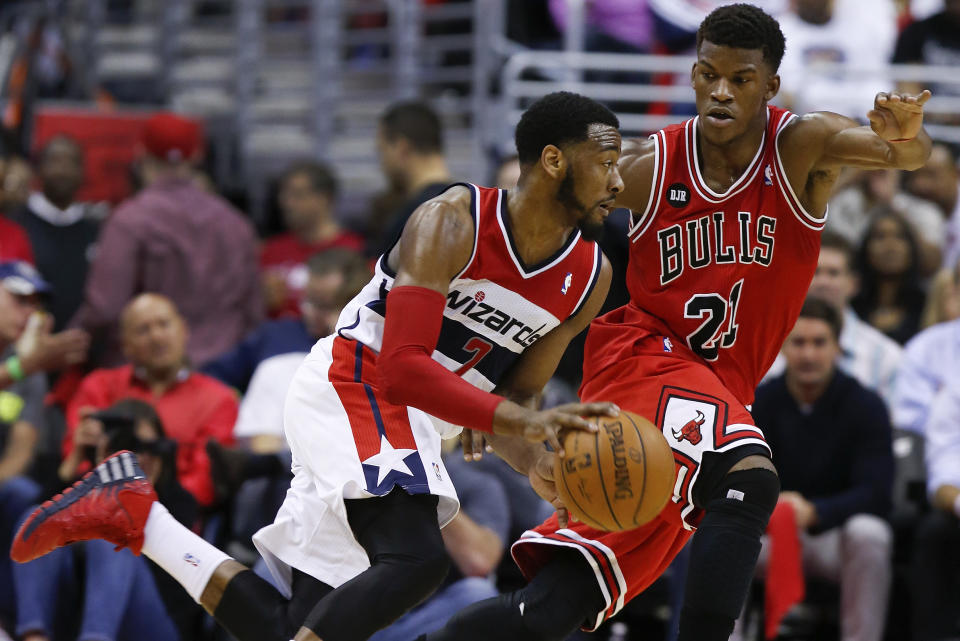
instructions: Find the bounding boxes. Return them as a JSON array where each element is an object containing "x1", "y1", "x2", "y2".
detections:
[{"x1": 555, "y1": 410, "x2": 674, "y2": 532}]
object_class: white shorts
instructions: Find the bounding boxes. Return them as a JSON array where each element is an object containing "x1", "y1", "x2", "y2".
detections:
[{"x1": 253, "y1": 335, "x2": 461, "y2": 598}]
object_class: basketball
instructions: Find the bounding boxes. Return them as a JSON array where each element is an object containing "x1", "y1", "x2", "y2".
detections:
[{"x1": 555, "y1": 411, "x2": 675, "y2": 532}]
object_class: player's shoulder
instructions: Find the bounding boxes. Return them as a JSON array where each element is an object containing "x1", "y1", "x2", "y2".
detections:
[{"x1": 411, "y1": 184, "x2": 476, "y2": 226}]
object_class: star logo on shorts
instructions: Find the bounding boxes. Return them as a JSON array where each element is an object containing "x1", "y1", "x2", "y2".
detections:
[{"x1": 362, "y1": 435, "x2": 417, "y2": 486}]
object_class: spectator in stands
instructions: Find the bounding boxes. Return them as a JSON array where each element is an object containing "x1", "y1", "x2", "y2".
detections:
[
  {"x1": 11, "y1": 136, "x2": 103, "y2": 330},
  {"x1": 766, "y1": 232, "x2": 902, "y2": 404},
  {"x1": 72, "y1": 113, "x2": 262, "y2": 368},
  {"x1": 0, "y1": 154, "x2": 32, "y2": 214},
  {"x1": 63, "y1": 293, "x2": 236, "y2": 508},
  {"x1": 368, "y1": 101, "x2": 452, "y2": 257},
  {"x1": 911, "y1": 379, "x2": 960, "y2": 641},
  {"x1": 891, "y1": 267, "x2": 960, "y2": 436},
  {"x1": 851, "y1": 209, "x2": 926, "y2": 345},
  {"x1": 13, "y1": 399, "x2": 198, "y2": 641},
  {"x1": 205, "y1": 248, "x2": 370, "y2": 394},
  {"x1": 367, "y1": 449, "x2": 508, "y2": 641},
  {"x1": 0, "y1": 156, "x2": 34, "y2": 264},
  {"x1": 827, "y1": 169, "x2": 944, "y2": 275},
  {"x1": 920, "y1": 259, "x2": 960, "y2": 329},
  {"x1": 744, "y1": 297, "x2": 894, "y2": 641},
  {"x1": 0, "y1": 261, "x2": 88, "y2": 629},
  {"x1": 902, "y1": 143, "x2": 960, "y2": 271},
  {"x1": 0, "y1": 261, "x2": 89, "y2": 389},
  {"x1": 261, "y1": 161, "x2": 364, "y2": 318},
  {"x1": 493, "y1": 154, "x2": 520, "y2": 190},
  {"x1": 892, "y1": 0, "x2": 960, "y2": 100},
  {"x1": 776, "y1": 0, "x2": 895, "y2": 116}
]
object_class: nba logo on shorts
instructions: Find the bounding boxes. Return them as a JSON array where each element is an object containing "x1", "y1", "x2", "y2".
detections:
[
  {"x1": 562, "y1": 272, "x2": 572, "y2": 295},
  {"x1": 764, "y1": 164, "x2": 773, "y2": 185},
  {"x1": 432, "y1": 462, "x2": 442, "y2": 480},
  {"x1": 663, "y1": 337, "x2": 673, "y2": 352}
]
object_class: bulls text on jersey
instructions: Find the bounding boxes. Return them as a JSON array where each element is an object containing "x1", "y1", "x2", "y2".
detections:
[{"x1": 657, "y1": 210, "x2": 776, "y2": 286}]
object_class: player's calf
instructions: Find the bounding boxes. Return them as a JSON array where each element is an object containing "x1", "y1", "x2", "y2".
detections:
[{"x1": 678, "y1": 456, "x2": 779, "y2": 641}]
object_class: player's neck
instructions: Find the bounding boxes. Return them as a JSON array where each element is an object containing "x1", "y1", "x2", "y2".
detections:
[
  {"x1": 404, "y1": 156, "x2": 451, "y2": 197},
  {"x1": 505, "y1": 187, "x2": 575, "y2": 266},
  {"x1": 696, "y1": 119, "x2": 765, "y2": 192}
]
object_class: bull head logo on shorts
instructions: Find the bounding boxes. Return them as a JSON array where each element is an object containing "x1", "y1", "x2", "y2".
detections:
[{"x1": 671, "y1": 410, "x2": 705, "y2": 445}]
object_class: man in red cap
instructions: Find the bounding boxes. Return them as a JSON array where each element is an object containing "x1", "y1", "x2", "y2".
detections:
[{"x1": 72, "y1": 112, "x2": 263, "y2": 368}]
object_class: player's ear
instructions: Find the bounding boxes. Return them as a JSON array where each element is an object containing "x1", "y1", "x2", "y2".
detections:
[
  {"x1": 541, "y1": 144, "x2": 565, "y2": 180},
  {"x1": 764, "y1": 74, "x2": 780, "y2": 102},
  {"x1": 690, "y1": 61, "x2": 698, "y2": 87}
]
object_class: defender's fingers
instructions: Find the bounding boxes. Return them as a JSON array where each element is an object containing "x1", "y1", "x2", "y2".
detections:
[
  {"x1": 471, "y1": 430, "x2": 484, "y2": 460},
  {"x1": 544, "y1": 428, "x2": 565, "y2": 458},
  {"x1": 916, "y1": 89, "x2": 932, "y2": 105}
]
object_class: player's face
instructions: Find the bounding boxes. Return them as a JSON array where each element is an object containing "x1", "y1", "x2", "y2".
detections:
[
  {"x1": 809, "y1": 248, "x2": 856, "y2": 310},
  {"x1": 692, "y1": 41, "x2": 779, "y2": 145},
  {"x1": 557, "y1": 124, "x2": 624, "y2": 241},
  {"x1": 782, "y1": 317, "x2": 839, "y2": 387}
]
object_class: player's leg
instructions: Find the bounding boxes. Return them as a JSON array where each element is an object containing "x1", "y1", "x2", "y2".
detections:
[
  {"x1": 422, "y1": 549, "x2": 606, "y2": 641},
  {"x1": 10, "y1": 452, "x2": 302, "y2": 641},
  {"x1": 293, "y1": 488, "x2": 450, "y2": 641},
  {"x1": 676, "y1": 452, "x2": 779, "y2": 641}
]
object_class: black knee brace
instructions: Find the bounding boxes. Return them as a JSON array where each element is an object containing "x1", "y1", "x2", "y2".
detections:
[{"x1": 678, "y1": 466, "x2": 779, "y2": 641}]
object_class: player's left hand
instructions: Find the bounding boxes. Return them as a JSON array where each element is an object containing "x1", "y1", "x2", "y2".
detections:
[
  {"x1": 461, "y1": 429, "x2": 489, "y2": 461},
  {"x1": 527, "y1": 451, "x2": 574, "y2": 528},
  {"x1": 867, "y1": 90, "x2": 931, "y2": 142}
]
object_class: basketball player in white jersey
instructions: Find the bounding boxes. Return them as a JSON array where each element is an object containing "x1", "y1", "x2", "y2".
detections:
[{"x1": 12, "y1": 92, "x2": 625, "y2": 641}]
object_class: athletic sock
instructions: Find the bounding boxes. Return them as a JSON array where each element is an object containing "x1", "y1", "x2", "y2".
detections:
[{"x1": 141, "y1": 502, "x2": 232, "y2": 602}]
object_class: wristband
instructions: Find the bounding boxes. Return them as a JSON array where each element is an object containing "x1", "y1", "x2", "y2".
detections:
[
  {"x1": 953, "y1": 494, "x2": 960, "y2": 519},
  {"x1": 889, "y1": 138, "x2": 914, "y2": 143},
  {"x1": 5, "y1": 356, "x2": 25, "y2": 381}
]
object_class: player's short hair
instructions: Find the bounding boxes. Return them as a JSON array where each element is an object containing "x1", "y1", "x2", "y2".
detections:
[
  {"x1": 281, "y1": 160, "x2": 339, "y2": 198},
  {"x1": 819, "y1": 231, "x2": 855, "y2": 272},
  {"x1": 514, "y1": 92, "x2": 620, "y2": 165},
  {"x1": 379, "y1": 101, "x2": 444, "y2": 154},
  {"x1": 697, "y1": 4, "x2": 786, "y2": 72},
  {"x1": 798, "y1": 296, "x2": 842, "y2": 341}
]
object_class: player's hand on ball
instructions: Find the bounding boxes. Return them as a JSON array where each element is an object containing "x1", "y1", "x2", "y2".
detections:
[
  {"x1": 494, "y1": 401, "x2": 619, "y2": 456},
  {"x1": 527, "y1": 451, "x2": 573, "y2": 528},
  {"x1": 461, "y1": 429, "x2": 488, "y2": 461},
  {"x1": 868, "y1": 90, "x2": 931, "y2": 142}
]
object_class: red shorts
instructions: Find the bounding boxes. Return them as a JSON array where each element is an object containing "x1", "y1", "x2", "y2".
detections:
[{"x1": 511, "y1": 311, "x2": 769, "y2": 630}]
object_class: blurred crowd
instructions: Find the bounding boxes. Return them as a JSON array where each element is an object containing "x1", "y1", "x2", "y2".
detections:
[{"x1": 0, "y1": 1, "x2": 958, "y2": 641}]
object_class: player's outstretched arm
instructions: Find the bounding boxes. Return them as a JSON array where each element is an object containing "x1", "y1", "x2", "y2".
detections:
[{"x1": 777, "y1": 90, "x2": 933, "y2": 219}]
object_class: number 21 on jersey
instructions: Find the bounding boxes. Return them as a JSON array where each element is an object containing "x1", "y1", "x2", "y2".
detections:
[{"x1": 683, "y1": 278, "x2": 744, "y2": 361}]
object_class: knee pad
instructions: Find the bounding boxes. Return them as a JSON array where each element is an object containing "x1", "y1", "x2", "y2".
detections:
[
  {"x1": 678, "y1": 467, "x2": 779, "y2": 641},
  {"x1": 706, "y1": 466, "x2": 780, "y2": 532}
]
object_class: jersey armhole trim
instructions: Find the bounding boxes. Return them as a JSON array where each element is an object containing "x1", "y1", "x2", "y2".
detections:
[
  {"x1": 570, "y1": 244, "x2": 603, "y2": 318},
  {"x1": 630, "y1": 132, "x2": 666, "y2": 243},
  {"x1": 450, "y1": 182, "x2": 481, "y2": 280},
  {"x1": 773, "y1": 114, "x2": 828, "y2": 231}
]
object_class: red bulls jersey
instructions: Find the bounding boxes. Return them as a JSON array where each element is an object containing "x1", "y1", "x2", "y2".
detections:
[
  {"x1": 335, "y1": 182, "x2": 603, "y2": 434},
  {"x1": 614, "y1": 106, "x2": 823, "y2": 404}
]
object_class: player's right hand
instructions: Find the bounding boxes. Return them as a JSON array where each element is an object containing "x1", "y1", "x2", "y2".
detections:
[{"x1": 493, "y1": 401, "x2": 619, "y2": 457}]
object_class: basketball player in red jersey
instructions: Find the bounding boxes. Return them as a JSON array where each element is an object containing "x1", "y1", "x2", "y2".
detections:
[
  {"x1": 10, "y1": 92, "x2": 626, "y2": 641},
  {"x1": 426, "y1": 5, "x2": 932, "y2": 641}
]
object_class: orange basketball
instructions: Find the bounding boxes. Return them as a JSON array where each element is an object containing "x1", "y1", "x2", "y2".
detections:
[{"x1": 555, "y1": 411, "x2": 675, "y2": 532}]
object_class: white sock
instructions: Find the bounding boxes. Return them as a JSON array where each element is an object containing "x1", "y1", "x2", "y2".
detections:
[{"x1": 141, "y1": 502, "x2": 232, "y2": 603}]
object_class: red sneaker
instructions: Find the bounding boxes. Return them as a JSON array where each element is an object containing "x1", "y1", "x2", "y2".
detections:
[{"x1": 11, "y1": 451, "x2": 157, "y2": 563}]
